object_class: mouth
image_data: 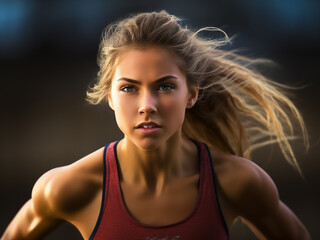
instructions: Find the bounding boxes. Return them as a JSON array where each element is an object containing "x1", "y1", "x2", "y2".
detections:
[{"x1": 135, "y1": 122, "x2": 161, "y2": 129}]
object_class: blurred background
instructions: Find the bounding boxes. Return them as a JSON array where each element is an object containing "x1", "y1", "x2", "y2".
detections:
[{"x1": 0, "y1": 0, "x2": 319, "y2": 239}]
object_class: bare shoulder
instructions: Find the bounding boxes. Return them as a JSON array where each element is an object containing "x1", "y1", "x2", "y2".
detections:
[
  {"x1": 210, "y1": 148, "x2": 278, "y2": 213},
  {"x1": 209, "y1": 147, "x2": 311, "y2": 239},
  {"x1": 32, "y1": 147, "x2": 105, "y2": 219}
]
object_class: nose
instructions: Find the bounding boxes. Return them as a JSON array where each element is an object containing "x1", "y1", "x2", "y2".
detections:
[{"x1": 138, "y1": 90, "x2": 157, "y2": 115}]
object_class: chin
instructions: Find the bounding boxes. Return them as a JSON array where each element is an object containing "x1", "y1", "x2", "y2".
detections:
[{"x1": 134, "y1": 138, "x2": 164, "y2": 151}]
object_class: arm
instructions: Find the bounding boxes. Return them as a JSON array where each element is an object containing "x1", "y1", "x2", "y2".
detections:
[
  {"x1": 1, "y1": 199, "x2": 62, "y2": 240},
  {"x1": 2, "y1": 147, "x2": 105, "y2": 240},
  {"x1": 1, "y1": 168, "x2": 65, "y2": 240},
  {"x1": 239, "y1": 168, "x2": 310, "y2": 240},
  {"x1": 216, "y1": 155, "x2": 311, "y2": 240},
  {"x1": 240, "y1": 201, "x2": 310, "y2": 240}
]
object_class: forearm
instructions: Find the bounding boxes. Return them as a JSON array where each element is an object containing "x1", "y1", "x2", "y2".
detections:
[
  {"x1": 245, "y1": 221, "x2": 311, "y2": 240},
  {"x1": 239, "y1": 217, "x2": 267, "y2": 240},
  {"x1": 1, "y1": 200, "x2": 61, "y2": 240},
  {"x1": 242, "y1": 202, "x2": 311, "y2": 240}
]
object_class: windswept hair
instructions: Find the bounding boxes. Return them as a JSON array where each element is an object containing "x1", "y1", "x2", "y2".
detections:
[{"x1": 87, "y1": 11, "x2": 308, "y2": 174}]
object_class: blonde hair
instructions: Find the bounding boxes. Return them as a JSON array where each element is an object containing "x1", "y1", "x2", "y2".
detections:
[{"x1": 87, "y1": 11, "x2": 308, "y2": 174}]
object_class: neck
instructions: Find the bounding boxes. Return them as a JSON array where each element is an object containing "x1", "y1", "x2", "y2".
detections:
[{"x1": 116, "y1": 136, "x2": 198, "y2": 195}]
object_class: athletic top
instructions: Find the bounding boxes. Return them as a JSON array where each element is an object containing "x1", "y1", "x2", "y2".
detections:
[{"x1": 89, "y1": 140, "x2": 229, "y2": 240}]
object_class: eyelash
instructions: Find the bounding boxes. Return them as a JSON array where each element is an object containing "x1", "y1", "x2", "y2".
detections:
[
  {"x1": 158, "y1": 84, "x2": 174, "y2": 92},
  {"x1": 120, "y1": 85, "x2": 136, "y2": 93},
  {"x1": 120, "y1": 84, "x2": 175, "y2": 93}
]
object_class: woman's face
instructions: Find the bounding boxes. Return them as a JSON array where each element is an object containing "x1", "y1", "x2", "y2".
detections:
[{"x1": 109, "y1": 45, "x2": 197, "y2": 150}]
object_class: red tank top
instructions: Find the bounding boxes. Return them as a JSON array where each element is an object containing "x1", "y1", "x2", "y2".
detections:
[{"x1": 89, "y1": 140, "x2": 229, "y2": 240}]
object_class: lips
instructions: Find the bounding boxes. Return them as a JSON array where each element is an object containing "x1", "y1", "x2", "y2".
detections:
[{"x1": 135, "y1": 121, "x2": 161, "y2": 129}]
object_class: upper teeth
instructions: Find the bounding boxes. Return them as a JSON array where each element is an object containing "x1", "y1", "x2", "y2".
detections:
[{"x1": 142, "y1": 125, "x2": 154, "y2": 128}]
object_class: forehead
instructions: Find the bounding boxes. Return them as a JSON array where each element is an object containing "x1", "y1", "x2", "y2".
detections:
[{"x1": 113, "y1": 45, "x2": 185, "y2": 80}]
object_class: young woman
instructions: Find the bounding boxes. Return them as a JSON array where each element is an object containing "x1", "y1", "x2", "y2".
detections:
[{"x1": 2, "y1": 11, "x2": 311, "y2": 240}]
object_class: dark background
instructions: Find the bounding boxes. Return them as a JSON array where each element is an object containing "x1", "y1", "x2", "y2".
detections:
[{"x1": 1, "y1": 0, "x2": 319, "y2": 239}]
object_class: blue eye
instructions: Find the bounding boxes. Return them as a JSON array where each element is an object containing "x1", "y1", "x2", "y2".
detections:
[
  {"x1": 159, "y1": 84, "x2": 174, "y2": 92},
  {"x1": 120, "y1": 85, "x2": 136, "y2": 92}
]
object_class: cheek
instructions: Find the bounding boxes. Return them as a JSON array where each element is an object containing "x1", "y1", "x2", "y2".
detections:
[
  {"x1": 161, "y1": 93, "x2": 188, "y2": 118},
  {"x1": 111, "y1": 92, "x2": 135, "y2": 129},
  {"x1": 163, "y1": 98, "x2": 184, "y2": 112},
  {"x1": 115, "y1": 97, "x2": 136, "y2": 119}
]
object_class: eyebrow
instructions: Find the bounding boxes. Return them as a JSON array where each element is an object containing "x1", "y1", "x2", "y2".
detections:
[{"x1": 117, "y1": 75, "x2": 177, "y2": 84}]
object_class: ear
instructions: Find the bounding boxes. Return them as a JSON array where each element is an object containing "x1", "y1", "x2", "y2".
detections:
[
  {"x1": 108, "y1": 94, "x2": 114, "y2": 110},
  {"x1": 186, "y1": 86, "x2": 199, "y2": 109}
]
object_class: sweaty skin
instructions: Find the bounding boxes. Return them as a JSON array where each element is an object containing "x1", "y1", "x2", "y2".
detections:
[{"x1": 1, "y1": 46, "x2": 311, "y2": 240}]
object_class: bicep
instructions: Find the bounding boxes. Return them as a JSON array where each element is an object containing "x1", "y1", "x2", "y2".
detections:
[
  {"x1": 215, "y1": 153, "x2": 310, "y2": 239},
  {"x1": 1, "y1": 199, "x2": 62, "y2": 240},
  {"x1": 2, "y1": 169, "x2": 65, "y2": 240},
  {"x1": 241, "y1": 201, "x2": 310, "y2": 240},
  {"x1": 236, "y1": 167, "x2": 310, "y2": 239}
]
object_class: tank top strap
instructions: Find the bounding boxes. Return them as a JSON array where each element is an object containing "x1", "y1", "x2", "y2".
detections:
[
  {"x1": 89, "y1": 141, "x2": 119, "y2": 240},
  {"x1": 106, "y1": 141, "x2": 121, "y2": 193},
  {"x1": 197, "y1": 141, "x2": 229, "y2": 237}
]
